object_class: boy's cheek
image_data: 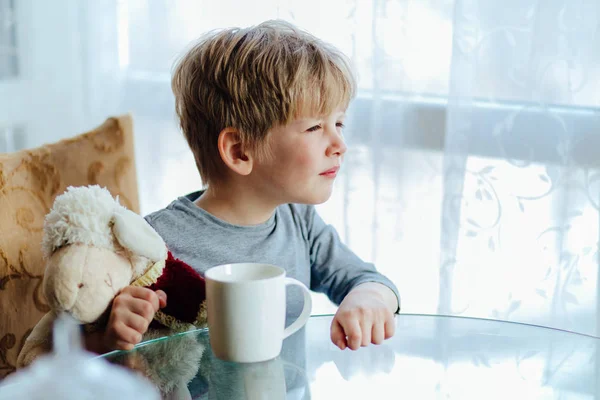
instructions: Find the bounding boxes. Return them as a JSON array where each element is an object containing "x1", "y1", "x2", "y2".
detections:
[{"x1": 293, "y1": 152, "x2": 314, "y2": 170}]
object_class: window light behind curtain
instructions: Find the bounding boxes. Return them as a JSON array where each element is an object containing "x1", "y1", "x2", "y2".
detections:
[{"x1": 2, "y1": 0, "x2": 600, "y2": 336}]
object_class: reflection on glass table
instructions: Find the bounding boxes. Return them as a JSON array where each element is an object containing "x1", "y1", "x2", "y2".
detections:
[{"x1": 100, "y1": 314, "x2": 599, "y2": 399}]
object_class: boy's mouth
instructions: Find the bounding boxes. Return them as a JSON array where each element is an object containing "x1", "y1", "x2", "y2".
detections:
[{"x1": 320, "y1": 166, "x2": 339, "y2": 177}]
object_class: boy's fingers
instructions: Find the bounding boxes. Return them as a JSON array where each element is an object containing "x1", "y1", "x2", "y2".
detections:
[
  {"x1": 125, "y1": 298, "x2": 157, "y2": 321},
  {"x1": 384, "y1": 317, "x2": 396, "y2": 339},
  {"x1": 124, "y1": 312, "x2": 151, "y2": 334},
  {"x1": 123, "y1": 286, "x2": 160, "y2": 312},
  {"x1": 155, "y1": 290, "x2": 167, "y2": 308},
  {"x1": 360, "y1": 321, "x2": 372, "y2": 347},
  {"x1": 330, "y1": 319, "x2": 347, "y2": 350},
  {"x1": 115, "y1": 340, "x2": 135, "y2": 351},
  {"x1": 110, "y1": 321, "x2": 142, "y2": 348},
  {"x1": 122, "y1": 285, "x2": 151, "y2": 299},
  {"x1": 141, "y1": 289, "x2": 160, "y2": 312},
  {"x1": 371, "y1": 322, "x2": 385, "y2": 345},
  {"x1": 341, "y1": 319, "x2": 362, "y2": 350}
]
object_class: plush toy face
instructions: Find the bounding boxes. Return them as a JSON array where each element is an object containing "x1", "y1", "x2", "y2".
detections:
[
  {"x1": 43, "y1": 244, "x2": 134, "y2": 323},
  {"x1": 40, "y1": 185, "x2": 168, "y2": 326}
]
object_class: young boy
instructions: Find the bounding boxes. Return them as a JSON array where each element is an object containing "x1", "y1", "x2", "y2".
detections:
[{"x1": 87, "y1": 20, "x2": 400, "y2": 354}]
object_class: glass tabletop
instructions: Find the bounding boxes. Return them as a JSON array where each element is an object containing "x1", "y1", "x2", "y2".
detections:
[{"x1": 100, "y1": 314, "x2": 599, "y2": 399}]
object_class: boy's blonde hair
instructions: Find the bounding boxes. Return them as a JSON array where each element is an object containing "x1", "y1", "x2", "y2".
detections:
[{"x1": 171, "y1": 19, "x2": 356, "y2": 187}]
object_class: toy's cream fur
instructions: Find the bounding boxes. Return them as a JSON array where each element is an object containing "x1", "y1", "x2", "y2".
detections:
[
  {"x1": 16, "y1": 186, "x2": 204, "y2": 395},
  {"x1": 41, "y1": 185, "x2": 166, "y2": 277}
]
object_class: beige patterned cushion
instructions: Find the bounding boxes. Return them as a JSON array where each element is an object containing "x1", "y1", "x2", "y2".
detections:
[{"x1": 0, "y1": 115, "x2": 139, "y2": 379}]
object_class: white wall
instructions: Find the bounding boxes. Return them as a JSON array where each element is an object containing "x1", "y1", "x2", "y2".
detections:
[{"x1": 0, "y1": 0, "x2": 89, "y2": 150}]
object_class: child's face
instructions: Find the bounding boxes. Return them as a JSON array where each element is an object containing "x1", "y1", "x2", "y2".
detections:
[{"x1": 252, "y1": 108, "x2": 347, "y2": 205}]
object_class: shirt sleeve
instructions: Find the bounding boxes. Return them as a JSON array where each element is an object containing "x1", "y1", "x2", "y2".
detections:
[{"x1": 305, "y1": 206, "x2": 401, "y2": 313}]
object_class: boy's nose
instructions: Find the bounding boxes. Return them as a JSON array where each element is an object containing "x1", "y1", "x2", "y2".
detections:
[{"x1": 327, "y1": 129, "x2": 347, "y2": 157}]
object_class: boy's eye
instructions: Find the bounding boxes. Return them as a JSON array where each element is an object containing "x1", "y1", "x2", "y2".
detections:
[{"x1": 305, "y1": 122, "x2": 345, "y2": 132}]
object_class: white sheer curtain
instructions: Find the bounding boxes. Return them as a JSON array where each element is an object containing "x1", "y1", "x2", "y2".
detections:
[
  {"x1": 82, "y1": 0, "x2": 455, "y2": 316},
  {"x1": 441, "y1": 0, "x2": 600, "y2": 336},
  {"x1": 2, "y1": 0, "x2": 600, "y2": 334}
]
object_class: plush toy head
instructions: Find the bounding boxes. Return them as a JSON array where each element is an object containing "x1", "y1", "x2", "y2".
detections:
[
  {"x1": 41, "y1": 185, "x2": 206, "y2": 331},
  {"x1": 42, "y1": 185, "x2": 168, "y2": 324}
]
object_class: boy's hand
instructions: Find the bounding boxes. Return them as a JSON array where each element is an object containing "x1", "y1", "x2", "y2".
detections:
[
  {"x1": 331, "y1": 283, "x2": 397, "y2": 350},
  {"x1": 103, "y1": 286, "x2": 167, "y2": 351}
]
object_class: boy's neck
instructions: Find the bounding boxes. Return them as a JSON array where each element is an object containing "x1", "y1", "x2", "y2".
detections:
[{"x1": 194, "y1": 185, "x2": 277, "y2": 226}]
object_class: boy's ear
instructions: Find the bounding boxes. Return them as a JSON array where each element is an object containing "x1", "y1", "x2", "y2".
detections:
[{"x1": 218, "y1": 128, "x2": 253, "y2": 176}]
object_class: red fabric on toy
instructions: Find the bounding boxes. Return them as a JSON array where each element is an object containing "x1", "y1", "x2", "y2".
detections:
[{"x1": 147, "y1": 252, "x2": 206, "y2": 325}]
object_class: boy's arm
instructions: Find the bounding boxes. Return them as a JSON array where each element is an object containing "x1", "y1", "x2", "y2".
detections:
[{"x1": 305, "y1": 206, "x2": 401, "y2": 313}]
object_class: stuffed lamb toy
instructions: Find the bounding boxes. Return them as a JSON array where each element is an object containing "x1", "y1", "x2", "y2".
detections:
[{"x1": 16, "y1": 185, "x2": 207, "y2": 393}]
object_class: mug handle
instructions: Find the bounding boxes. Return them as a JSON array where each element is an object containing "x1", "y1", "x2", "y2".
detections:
[{"x1": 283, "y1": 278, "x2": 313, "y2": 339}]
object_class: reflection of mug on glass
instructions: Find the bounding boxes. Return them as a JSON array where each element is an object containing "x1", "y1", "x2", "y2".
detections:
[
  {"x1": 242, "y1": 358, "x2": 286, "y2": 399},
  {"x1": 207, "y1": 356, "x2": 310, "y2": 400},
  {"x1": 205, "y1": 263, "x2": 312, "y2": 363}
]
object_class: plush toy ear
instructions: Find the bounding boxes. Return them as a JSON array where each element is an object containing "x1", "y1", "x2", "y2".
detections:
[{"x1": 112, "y1": 209, "x2": 168, "y2": 262}]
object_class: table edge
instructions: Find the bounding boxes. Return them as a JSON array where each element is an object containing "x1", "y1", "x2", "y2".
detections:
[{"x1": 97, "y1": 312, "x2": 599, "y2": 360}]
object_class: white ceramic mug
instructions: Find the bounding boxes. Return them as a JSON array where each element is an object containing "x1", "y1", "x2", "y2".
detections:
[{"x1": 205, "y1": 263, "x2": 312, "y2": 363}]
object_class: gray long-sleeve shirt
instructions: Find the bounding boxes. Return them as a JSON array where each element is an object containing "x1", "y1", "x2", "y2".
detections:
[{"x1": 144, "y1": 191, "x2": 400, "y2": 320}]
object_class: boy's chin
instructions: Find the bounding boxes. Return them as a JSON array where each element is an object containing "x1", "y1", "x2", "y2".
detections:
[{"x1": 295, "y1": 189, "x2": 333, "y2": 205}]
